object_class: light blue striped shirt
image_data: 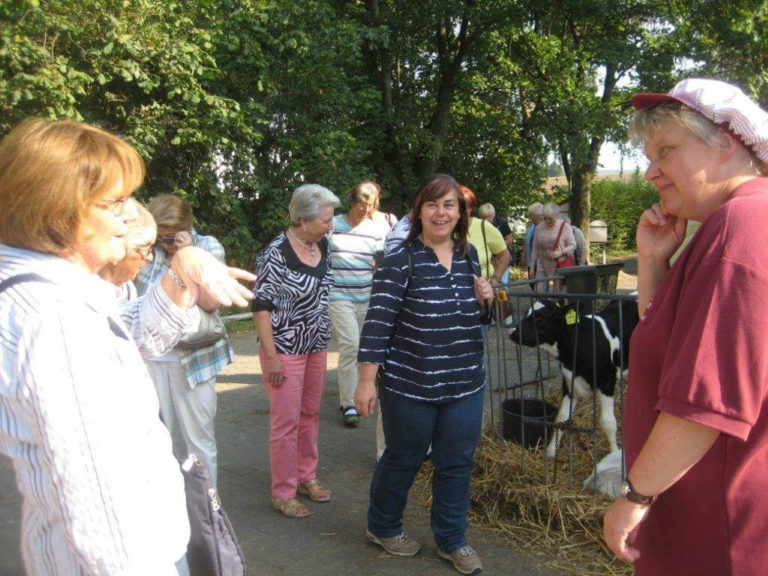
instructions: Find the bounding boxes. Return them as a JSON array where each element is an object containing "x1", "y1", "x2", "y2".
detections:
[
  {"x1": 328, "y1": 215, "x2": 388, "y2": 303},
  {"x1": 0, "y1": 244, "x2": 190, "y2": 575}
]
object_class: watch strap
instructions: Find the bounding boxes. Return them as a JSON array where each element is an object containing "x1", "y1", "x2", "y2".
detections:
[{"x1": 623, "y1": 478, "x2": 656, "y2": 506}]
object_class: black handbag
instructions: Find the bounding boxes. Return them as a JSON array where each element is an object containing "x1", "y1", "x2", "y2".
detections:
[{"x1": 181, "y1": 454, "x2": 246, "y2": 576}]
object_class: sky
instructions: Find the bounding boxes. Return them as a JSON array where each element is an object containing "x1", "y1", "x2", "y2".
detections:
[{"x1": 597, "y1": 141, "x2": 648, "y2": 174}]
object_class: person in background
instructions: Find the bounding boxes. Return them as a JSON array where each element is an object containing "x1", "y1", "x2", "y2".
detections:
[
  {"x1": 356, "y1": 174, "x2": 493, "y2": 575},
  {"x1": 561, "y1": 213, "x2": 588, "y2": 266},
  {"x1": 602, "y1": 78, "x2": 768, "y2": 575},
  {"x1": 370, "y1": 182, "x2": 398, "y2": 228},
  {"x1": 253, "y1": 184, "x2": 340, "y2": 518},
  {"x1": 465, "y1": 189, "x2": 510, "y2": 287},
  {"x1": 478, "y1": 202, "x2": 513, "y2": 283},
  {"x1": 135, "y1": 194, "x2": 232, "y2": 489},
  {"x1": 530, "y1": 202, "x2": 576, "y2": 292},
  {"x1": 0, "y1": 118, "x2": 254, "y2": 575},
  {"x1": 524, "y1": 202, "x2": 543, "y2": 269},
  {"x1": 385, "y1": 213, "x2": 411, "y2": 255},
  {"x1": 329, "y1": 181, "x2": 389, "y2": 426},
  {"x1": 99, "y1": 198, "x2": 156, "y2": 301}
]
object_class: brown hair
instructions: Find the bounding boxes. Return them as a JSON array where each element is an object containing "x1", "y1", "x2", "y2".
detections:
[
  {"x1": 146, "y1": 194, "x2": 194, "y2": 231},
  {"x1": 405, "y1": 174, "x2": 469, "y2": 255},
  {"x1": 0, "y1": 118, "x2": 145, "y2": 253},
  {"x1": 346, "y1": 180, "x2": 381, "y2": 207}
]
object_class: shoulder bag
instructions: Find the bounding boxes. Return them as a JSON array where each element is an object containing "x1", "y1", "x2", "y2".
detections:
[
  {"x1": 553, "y1": 221, "x2": 577, "y2": 269},
  {"x1": 176, "y1": 307, "x2": 227, "y2": 350},
  {"x1": 182, "y1": 454, "x2": 246, "y2": 576}
]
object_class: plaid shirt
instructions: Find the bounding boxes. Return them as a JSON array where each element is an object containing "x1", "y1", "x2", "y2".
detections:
[{"x1": 135, "y1": 230, "x2": 234, "y2": 387}]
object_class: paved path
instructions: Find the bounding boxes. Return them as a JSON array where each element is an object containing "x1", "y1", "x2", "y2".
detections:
[{"x1": 0, "y1": 332, "x2": 562, "y2": 576}]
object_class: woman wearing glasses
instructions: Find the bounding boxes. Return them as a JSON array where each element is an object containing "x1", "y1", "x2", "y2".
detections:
[
  {"x1": 99, "y1": 198, "x2": 156, "y2": 299},
  {"x1": 0, "y1": 118, "x2": 254, "y2": 575},
  {"x1": 134, "y1": 194, "x2": 232, "y2": 489},
  {"x1": 328, "y1": 181, "x2": 390, "y2": 426}
]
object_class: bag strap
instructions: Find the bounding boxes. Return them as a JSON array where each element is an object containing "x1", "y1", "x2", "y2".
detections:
[
  {"x1": 480, "y1": 219, "x2": 490, "y2": 280},
  {"x1": 552, "y1": 221, "x2": 566, "y2": 252},
  {"x1": 0, "y1": 272, "x2": 50, "y2": 295},
  {"x1": 0, "y1": 272, "x2": 130, "y2": 341}
]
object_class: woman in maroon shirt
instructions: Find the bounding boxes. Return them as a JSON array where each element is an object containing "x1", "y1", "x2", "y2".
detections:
[{"x1": 603, "y1": 79, "x2": 768, "y2": 575}]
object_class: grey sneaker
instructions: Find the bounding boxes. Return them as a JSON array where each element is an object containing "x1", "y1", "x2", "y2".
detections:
[
  {"x1": 366, "y1": 529, "x2": 422, "y2": 556},
  {"x1": 437, "y1": 545, "x2": 483, "y2": 575}
]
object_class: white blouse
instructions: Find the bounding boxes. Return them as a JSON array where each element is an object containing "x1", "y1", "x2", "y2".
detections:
[{"x1": 0, "y1": 244, "x2": 194, "y2": 575}]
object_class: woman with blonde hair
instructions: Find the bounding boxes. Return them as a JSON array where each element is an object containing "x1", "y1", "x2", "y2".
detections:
[
  {"x1": 0, "y1": 118, "x2": 254, "y2": 575},
  {"x1": 603, "y1": 78, "x2": 768, "y2": 575},
  {"x1": 135, "y1": 193, "x2": 234, "y2": 489}
]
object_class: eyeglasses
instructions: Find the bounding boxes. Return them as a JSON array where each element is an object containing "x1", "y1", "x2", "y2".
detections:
[
  {"x1": 356, "y1": 200, "x2": 376, "y2": 211},
  {"x1": 96, "y1": 197, "x2": 128, "y2": 216},
  {"x1": 157, "y1": 236, "x2": 176, "y2": 245},
  {"x1": 134, "y1": 244, "x2": 154, "y2": 260}
]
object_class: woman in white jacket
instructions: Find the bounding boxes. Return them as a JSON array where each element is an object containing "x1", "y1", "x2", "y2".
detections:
[{"x1": 0, "y1": 118, "x2": 253, "y2": 575}]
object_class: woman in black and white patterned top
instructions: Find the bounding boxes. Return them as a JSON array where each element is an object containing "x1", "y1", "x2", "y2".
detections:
[{"x1": 252, "y1": 184, "x2": 340, "y2": 518}]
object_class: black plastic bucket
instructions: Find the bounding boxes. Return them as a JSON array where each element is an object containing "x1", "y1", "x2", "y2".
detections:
[{"x1": 501, "y1": 398, "x2": 557, "y2": 448}]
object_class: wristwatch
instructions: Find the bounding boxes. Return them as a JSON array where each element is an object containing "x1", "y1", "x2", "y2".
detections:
[{"x1": 620, "y1": 478, "x2": 656, "y2": 506}]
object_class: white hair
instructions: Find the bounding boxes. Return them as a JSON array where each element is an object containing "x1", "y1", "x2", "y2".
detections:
[
  {"x1": 123, "y1": 198, "x2": 156, "y2": 247},
  {"x1": 289, "y1": 184, "x2": 341, "y2": 225},
  {"x1": 528, "y1": 202, "x2": 543, "y2": 217},
  {"x1": 542, "y1": 202, "x2": 560, "y2": 218}
]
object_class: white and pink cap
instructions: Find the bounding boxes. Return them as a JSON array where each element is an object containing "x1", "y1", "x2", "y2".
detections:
[{"x1": 631, "y1": 78, "x2": 768, "y2": 162}]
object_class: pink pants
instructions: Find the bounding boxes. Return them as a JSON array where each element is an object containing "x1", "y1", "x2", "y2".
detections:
[{"x1": 261, "y1": 349, "x2": 328, "y2": 499}]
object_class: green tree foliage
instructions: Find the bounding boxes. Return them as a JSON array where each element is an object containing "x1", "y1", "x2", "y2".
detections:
[
  {"x1": 590, "y1": 174, "x2": 657, "y2": 250},
  {"x1": 1, "y1": 0, "x2": 763, "y2": 266}
]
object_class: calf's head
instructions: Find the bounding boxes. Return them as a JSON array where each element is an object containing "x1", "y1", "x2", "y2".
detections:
[{"x1": 509, "y1": 300, "x2": 570, "y2": 348}]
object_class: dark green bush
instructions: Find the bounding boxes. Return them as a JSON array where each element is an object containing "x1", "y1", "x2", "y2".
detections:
[{"x1": 591, "y1": 173, "x2": 657, "y2": 251}]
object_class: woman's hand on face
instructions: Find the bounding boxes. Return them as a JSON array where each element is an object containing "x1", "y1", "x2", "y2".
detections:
[
  {"x1": 636, "y1": 203, "x2": 687, "y2": 265},
  {"x1": 355, "y1": 380, "x2": 377, "y2": 418},
  {"x1": 174, "y1": 230, "x2": 194, "y2": 250},
  {"x1": 603, "y1": 496, "x2": 650, "y2": 563},
  {"x1": 473, "y1": 275, "x2": 494, "y2": 307},
  {"x1": 172, "y1": 247, "x2": 256, "y2": 308},
  {"x1": 264, "y1": 355, "x2": 285, "y2": 388}
]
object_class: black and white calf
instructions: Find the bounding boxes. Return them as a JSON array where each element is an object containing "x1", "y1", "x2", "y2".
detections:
[{"x1": 509, "y1": 298, "x2": 638, "y2": 457}]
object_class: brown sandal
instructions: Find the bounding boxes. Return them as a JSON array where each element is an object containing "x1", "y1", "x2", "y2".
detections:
[
  {"x1": 298, "y1": 479, "x2": 331, "y2": 502},
  {"x1": 271, "y1": 497, "x2": 310, "y2": 518}
]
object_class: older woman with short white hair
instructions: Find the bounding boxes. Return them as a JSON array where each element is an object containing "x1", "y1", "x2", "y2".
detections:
[
  {"x1": 100, "y1": 198, "x2": 156, "y2": 300},
  {"x1": 603, "y1": 78, "x2": 768, "y2": 575},
  {"x1": 253, "y1": 184, "x2": 340, "y2": 518},
  {"x1": 530, "y1": 201, "x2": 576, "y2": 292}
]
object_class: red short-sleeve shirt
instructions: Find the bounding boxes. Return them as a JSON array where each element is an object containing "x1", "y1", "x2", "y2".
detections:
[{"x1": 624, "y1": 178, "x2": 768, "y2": 576}]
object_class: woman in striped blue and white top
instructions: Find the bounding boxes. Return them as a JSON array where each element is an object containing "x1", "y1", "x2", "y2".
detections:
[{"x1": 355, "y1": 174, "x2": 494, "y2": 574}]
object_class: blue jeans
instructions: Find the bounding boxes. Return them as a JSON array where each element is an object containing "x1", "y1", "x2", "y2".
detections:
[{"x1": 368, "y1": 386, "x2": 484, "y2": 553}]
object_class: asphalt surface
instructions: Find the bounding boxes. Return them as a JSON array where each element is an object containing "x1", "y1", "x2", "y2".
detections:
[{"x1": 0, "y1": 331, "x2": 563, "y2": 576}]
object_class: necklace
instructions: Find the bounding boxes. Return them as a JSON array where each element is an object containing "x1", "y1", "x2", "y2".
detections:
[{"x1": 288, "y1": 228, "x2": 316, "y2": 256}]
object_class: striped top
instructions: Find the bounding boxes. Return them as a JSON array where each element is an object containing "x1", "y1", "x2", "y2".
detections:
[
  {"x1": 251, "y1": 234, "x2": 334, "y2": 355},
  {"x1": 385, "y1": 215, "x2": 411, "y2": 255},
  {"x1": 134, "y1": 229, "x2": 234, "y2": 387},
  {"x1": 328, "y1": 215, "x2": 388, "y2": 302},
  {"x1": 358, "y1": 239, "x2": 486, "y2": 403},
  {"x1": 0, "y1": 244, "x2": 191, "y2": 575}
]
